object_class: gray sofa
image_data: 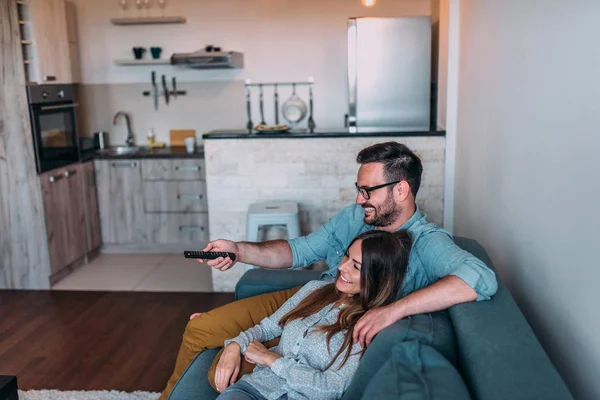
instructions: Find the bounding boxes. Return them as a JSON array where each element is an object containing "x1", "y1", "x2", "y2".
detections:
[{"x1": 170, "y1": 237, "x2": 573, "y2": 399}]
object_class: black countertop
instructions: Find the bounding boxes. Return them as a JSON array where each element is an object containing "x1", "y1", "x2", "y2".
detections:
[
  {"x1": 81, "y1": 146, "x2": 204, "y2": 162},
  {"x1": 202, "y1": 128, "x2": 446, "y2": 139}
]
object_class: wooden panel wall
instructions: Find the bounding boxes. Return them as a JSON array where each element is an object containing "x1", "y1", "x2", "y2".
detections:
[{"x1": 0, "y1": 0, "x2": 51, "y2": 288}]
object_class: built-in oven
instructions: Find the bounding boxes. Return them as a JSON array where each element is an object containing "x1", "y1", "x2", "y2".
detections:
[{"x1": 27, "y1": 84, "x2": 79, "y2": 173}]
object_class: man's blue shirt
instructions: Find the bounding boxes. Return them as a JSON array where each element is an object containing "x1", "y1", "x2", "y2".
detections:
[{"x1": 288, "y1": 204, "x2": 497, "y2": 300}]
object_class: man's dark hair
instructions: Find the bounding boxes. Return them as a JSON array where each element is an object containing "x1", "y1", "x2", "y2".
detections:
[{"x1": 356, "y1": 142, "x2": 423, "y2": 198}]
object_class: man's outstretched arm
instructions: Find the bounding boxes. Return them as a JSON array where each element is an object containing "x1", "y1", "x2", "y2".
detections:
[{"x1": 201, "y1": 239, "x2": 293, "y2": 271}]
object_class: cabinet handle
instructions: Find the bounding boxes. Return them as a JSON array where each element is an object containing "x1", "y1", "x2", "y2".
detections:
[
  {"x1": 179, "y1": 225, "x2": 205, "y2": 232},
  {"x1": 63, "y1": 169, "x2": 77, "y2": 178},
  {"x1": 175, "y1": 165, "x2": 201, "y2": 172},
  {"x1": 48, "y1": 174, "x2": 63, "y2": 183},
  {"x1": 111, "y1": 161, "x2": 137, "y2": 168},
  {"x1": 43, "y1": 75, "x2": 56, "y2": 82},
  {"x1": 177, "y1": 193, "x2": 203, "y2": 201}
]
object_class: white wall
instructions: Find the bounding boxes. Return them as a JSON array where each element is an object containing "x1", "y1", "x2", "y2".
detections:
[
  {"x1": 73, "y1": 0, "x2": 431, "y2": 140},
  {"x1": 454, "y1": 1, "x2": 600, "y2": 398}
]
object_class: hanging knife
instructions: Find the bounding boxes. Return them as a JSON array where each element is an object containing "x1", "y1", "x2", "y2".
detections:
[
  {"x1": 259, "y1": 84, "x2": 266, "y2": 125},
  {"x1": 162, "y1": 74, "x2": 170, "y2": 105},
  {"x1": 245, "y1": 82, "x2": 253, "y2": 132},
  {"x1": 151, "y1": 71, "x2": 158, "y2": 111},
  {"x1": 172, "y1": 77, "x2": 177, "y2": 100},
  {"x1": 274, "y1": 83, "x2": 279, "y2": 125},
  {"x1": 308, "y1": 81, "x2": 316, "y2": 131}
]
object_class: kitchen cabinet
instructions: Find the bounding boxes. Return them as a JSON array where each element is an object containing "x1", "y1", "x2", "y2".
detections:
[
  {"x1": 141, "y1": 159, "x2": 209, "y2": 244},
  {"x1": 81, "y1": 161, "x2": 102, "y2": 252},
  {"x1": 39, "y1": 164, "x2": 87, "y2": 274},
  {"x1": 143, "y1": 181, "x2": 208, "y2": 213},
  {"x1": 94, "y1": 157, "x2": 208, "y2": 249},
  {"x1": 94, "y1": 159, "x2": 146, "y2": 244},
  {"x1": 145, "y1": 213, "x2": 209, "y2": 244},
  {"x1": 24, "y1": 0, "x2": 79, "y2": 84},
  {"x1": 141, "y1": 159, "x2": 206, "y2": 181},
  {"x1": 64, "y1": 0, "x2": 81, "y2": 83}
]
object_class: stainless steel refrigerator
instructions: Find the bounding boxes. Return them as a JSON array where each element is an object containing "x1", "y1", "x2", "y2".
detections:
[{"x1": 347, "y1": 17, "x2": 431, "y2": 132}]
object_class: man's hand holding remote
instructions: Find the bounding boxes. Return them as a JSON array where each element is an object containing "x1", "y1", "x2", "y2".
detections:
[{"x1": 199, "y1": 239, "x2": 240, "y2": 271}]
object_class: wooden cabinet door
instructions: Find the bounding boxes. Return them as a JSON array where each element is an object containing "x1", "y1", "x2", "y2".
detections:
[
  {"x1": 29, "y1": 0, "x2": 72, "y2": 84},
  {"x1": 95, "y1": 160, "x2": 145, "y2": 244},
  {"x1": 40, "y1": 165, "x2": 87, "y2": 274},
  {"x1": 39, "y1": 168, "x2": 70, "y2": 274},
  {"x1": 64, "y1": 0, "x2": 81, "y2": 83},
  {"x1": 81, "y1": 161, "x2": 102, "y2": 251},
  {"x1": 63, "y1": 165, "x2": 87, "y2": 264}
]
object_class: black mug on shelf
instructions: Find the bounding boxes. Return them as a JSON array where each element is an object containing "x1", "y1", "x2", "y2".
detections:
[
  {"x1": 150, "y1": 47, "x2": 163, "y2": 59},
  {"x1": 132, "y1": 47, "x2": 146, "y2": 60}
]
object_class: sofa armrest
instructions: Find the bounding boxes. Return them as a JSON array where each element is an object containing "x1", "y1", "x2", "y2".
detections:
[
  {"x1": 235, "y1": 269, "x2": 323, "y2": 300},
  {"x1": 450, "y1": 237, "x2": 572, "y2": 400}
]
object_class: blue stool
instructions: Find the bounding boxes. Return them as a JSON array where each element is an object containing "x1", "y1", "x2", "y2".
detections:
[{"x1": 246, "y1": 201, "x2": 300, "y2": 270}]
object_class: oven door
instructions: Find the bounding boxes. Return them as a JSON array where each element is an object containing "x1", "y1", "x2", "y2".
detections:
[{"x1": 30, "y1": 102, "x2": 80, "y2": 173}]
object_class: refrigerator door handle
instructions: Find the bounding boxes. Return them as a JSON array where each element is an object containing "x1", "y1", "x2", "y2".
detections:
[{"x1": 347, "y1": 18, "x2": 358, "y2": 128}]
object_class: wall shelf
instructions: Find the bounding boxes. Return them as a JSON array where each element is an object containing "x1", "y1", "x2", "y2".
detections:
[
  {"x1": 110, "y1": 16, "x2": 186, "y2": 25},
  {"x1": 114, "y1": 59, "x2": 171, "y2": 66}
]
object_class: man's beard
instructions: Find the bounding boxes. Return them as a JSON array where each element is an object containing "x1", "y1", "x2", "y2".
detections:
[{"x1": 363, "y1": 190, "x2": 402, "y2": 227}]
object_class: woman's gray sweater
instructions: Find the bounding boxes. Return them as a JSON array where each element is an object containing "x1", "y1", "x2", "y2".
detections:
[{"x1": 224, "y1": 279, "x2": 363, "y2": 400}]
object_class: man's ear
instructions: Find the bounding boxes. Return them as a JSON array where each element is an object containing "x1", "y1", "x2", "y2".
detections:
[{"x1": 396, "y1": 181, "x2": 411, "y2": 202}]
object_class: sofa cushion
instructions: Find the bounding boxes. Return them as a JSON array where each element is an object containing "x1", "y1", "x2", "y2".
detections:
[
  {"x1": 360, "y1": 340, "x2": 471, "y2": 400},
  {"x1": 341, "y1": 311, "x2": 457, "y2": 400}
]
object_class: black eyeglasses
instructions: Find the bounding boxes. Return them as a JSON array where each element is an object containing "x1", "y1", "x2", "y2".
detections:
[{"x1": 355, "y1": 181, "x2": 401, "y2": 200}]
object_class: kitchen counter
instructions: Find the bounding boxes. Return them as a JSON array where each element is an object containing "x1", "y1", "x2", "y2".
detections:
[
  {"x1": 202, "y1": 129, "x2": 445, "y2": 140},
  {"x1": 81, "y1": 146, "x2": 204, "y2": 162}
]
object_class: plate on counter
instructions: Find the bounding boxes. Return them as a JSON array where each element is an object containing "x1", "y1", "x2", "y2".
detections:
[{"x1": 255, "y1": 124, "x2": 290, "y2": 134}]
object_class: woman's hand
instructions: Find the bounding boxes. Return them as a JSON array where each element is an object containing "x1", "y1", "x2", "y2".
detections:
[
  {"x1": 215, "y1": 342, "x2": 241, "y2": 393},
  {"x1": 244, "y1": 341, "x2": 282, "y2": 367},
  {"x1": 189, "y1": 312, "x2": 202, "y2": 320}
]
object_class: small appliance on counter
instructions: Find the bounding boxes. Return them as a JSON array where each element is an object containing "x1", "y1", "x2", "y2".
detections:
[
  {"x1": 79, "y1": 135, "x2": 100, "y2": 153},
  {"x1": 27, "y1": 85, "x2": 80, "y2": 173}
]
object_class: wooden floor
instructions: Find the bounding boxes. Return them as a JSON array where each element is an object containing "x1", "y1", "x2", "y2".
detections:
[{"x1": 0, "y1": 290, "x2": 234, "y2": 392}]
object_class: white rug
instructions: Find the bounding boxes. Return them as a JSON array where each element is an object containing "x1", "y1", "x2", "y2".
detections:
[{"x1": 18, "y1": 390, "x2": 160, "y2": 400}]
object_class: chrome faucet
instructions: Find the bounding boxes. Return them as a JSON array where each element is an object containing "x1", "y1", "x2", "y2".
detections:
[{"x1": 113, "y1": 111, "x2": 135, "y2": 147}]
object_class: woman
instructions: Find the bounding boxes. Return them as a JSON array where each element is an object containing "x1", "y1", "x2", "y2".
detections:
[{"x1": 214, "y1": 229, "x2": 412, "y2": 400}]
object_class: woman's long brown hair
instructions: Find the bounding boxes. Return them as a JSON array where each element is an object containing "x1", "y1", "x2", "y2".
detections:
[{"x1": 278, "y1": 230, "x2": 411, "y2": 369}]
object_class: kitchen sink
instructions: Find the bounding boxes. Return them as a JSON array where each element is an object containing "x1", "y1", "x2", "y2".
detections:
[{"x1": 97, "y1": 146, "x2": 144, "y2": 156}]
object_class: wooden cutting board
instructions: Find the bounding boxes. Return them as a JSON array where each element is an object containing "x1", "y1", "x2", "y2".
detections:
[{"x1": 169, "y1": 129, "x2": 196, "y2": 146}]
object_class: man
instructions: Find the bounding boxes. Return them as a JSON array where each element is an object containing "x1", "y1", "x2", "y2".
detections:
[{"x1": 161, "y1": 142, "x2": 497, "y2": 398}]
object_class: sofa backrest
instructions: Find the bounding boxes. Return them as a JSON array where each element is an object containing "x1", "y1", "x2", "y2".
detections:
[{"x1": 450, "y1": 237, "x2": 572, "y2": 400}]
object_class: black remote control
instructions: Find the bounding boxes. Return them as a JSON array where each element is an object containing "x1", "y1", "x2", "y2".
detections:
[{"x1": 184, "y1": 251, "x2": 236, "y2": 262}]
